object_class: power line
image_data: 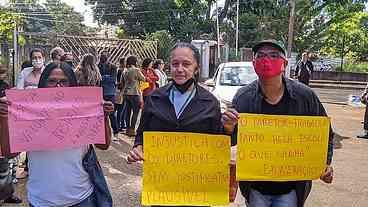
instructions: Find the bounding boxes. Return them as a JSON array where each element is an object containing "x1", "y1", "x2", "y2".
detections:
[{"x1": 10, "y1": 8, "x2": 184, "y2": 16}]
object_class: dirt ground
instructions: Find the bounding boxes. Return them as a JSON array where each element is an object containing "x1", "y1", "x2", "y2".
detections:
[{"x1": 5, "y1": 103, "x2": 368, "y2": 207}]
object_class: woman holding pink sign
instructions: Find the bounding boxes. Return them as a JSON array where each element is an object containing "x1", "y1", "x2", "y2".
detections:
[{"x1": 0, "y1": 62, "x2": 113, "y2": 207}]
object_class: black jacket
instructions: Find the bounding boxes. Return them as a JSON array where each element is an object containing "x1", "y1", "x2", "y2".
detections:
[
  {"x1": 134, "y1": 83, "x2": 223, "y2": 146},
  {"x1": 0, "y1": 80, "x2": 9, "y2": 98},
  {"x1": 232, "y1": 77, "x2": 333, "y2": 207},
  {"x1": 295, "y1": 60, "x2": 314, "y2": 85}
]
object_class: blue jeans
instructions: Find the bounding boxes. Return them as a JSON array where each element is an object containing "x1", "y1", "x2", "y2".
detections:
[
  {"x1": 124, "y1": 95, "x2": 140, "y2": 129},
  {"x1": 103, "y1": 95, "x2": 118, "y2": 134},
  {"x1": 248, "y1": 189, "x2": 297, "y2": 207},
  {"x1": 115, "y1": 101, "x2": 127, "y2": 130},
  {"x1": 29, "y1": 192, "x2": 97, "y2": 207}
]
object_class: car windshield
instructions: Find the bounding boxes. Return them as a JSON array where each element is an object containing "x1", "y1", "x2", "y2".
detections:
[{"x1": 219, "y1": 66, "x2": 257, "y2": 86}]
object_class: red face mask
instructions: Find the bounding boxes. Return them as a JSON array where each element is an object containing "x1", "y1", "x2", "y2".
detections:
[{"x1": 253, "y1": 57, "x2": 285, "y2": 80}]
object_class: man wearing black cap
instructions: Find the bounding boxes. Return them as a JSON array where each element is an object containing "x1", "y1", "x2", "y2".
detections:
[{"x1": 221, "y1": 39, "x2": 334, "y2": 207}]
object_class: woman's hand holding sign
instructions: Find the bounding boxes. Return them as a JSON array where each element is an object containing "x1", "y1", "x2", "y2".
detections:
[
  {"x1": 320, "y1": 165, "x2": 333, "y2": 184},
  {"x1": 127, "y1": 145, "x2": 144, "y2": 163}
]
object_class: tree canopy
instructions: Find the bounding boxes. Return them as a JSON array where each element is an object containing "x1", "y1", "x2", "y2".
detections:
[{"x1": 4, "y1": 0, "x2": 86, "y2": 35}]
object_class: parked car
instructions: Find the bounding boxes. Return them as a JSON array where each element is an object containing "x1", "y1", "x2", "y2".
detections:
[{"x1": 204, "y1": 62, "x2": 258, "y2": 111}]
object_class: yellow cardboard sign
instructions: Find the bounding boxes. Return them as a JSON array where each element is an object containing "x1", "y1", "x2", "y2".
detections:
[
  {"x1": 142, "y1": 132, "x2": 230, "y2": 206},
  {"x1": 237, "y1": 113, "x2": 330, "y2": 181}
]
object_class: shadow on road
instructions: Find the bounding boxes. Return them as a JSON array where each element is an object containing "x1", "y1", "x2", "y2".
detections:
[{"x1": 333, "y1": 133, "x2": 349, "y2": 149}]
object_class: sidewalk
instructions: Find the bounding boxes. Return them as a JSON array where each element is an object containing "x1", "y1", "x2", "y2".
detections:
[{"x1": 310, "y1": 80, "x2": 366, "y2": 90}]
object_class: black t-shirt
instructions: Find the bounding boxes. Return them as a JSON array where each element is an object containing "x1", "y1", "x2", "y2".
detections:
[{"x1": 251, "y1": 88, "x2": 297, "y2": 195}]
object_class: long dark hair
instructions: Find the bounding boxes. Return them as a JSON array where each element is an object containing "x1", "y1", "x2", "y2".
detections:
[
  {"x1": 142, "y1": 58, "x2": 153, "y2": 69},
  {"x1": 38, "y1": 62, "x2": 77, "y2": 88}
]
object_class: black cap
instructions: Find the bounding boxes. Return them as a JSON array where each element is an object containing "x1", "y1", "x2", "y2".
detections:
[{"x1": 252, "y1": 39, "x2": 286, "y2": 55}]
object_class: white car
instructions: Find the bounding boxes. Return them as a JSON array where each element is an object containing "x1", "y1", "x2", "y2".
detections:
[{"x1": 205, "y1": 62, "x2": 258, "y2": 110}]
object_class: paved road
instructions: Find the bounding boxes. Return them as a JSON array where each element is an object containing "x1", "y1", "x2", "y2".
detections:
[{"x1": 313, "y1": 87, "x2": 362, "y2": 104}]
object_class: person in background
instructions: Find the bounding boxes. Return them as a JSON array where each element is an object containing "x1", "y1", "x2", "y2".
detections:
[
  {"x1": 153, "y1": 59, "x2": 167, "y2": 87},
  {"x1": 295, "y1": 52, "x2": 314, "y2": 86},
  {"x1": 222, "y1": 39, "x2": 333, "y2": 207},
  {"x1": 98, "y1": 51, "x2": 119, "y2": 138},
  {"x1": 141, "y1": 58, "x2": 159, "y2": 100},
  {"x1": 61, "y1": 52, "x2": 74, "y2": 68},
  {"x1": 358, "y1": 83, "x2": 368, "y2": 139},
  {"x1": 75, "y1": 53, "x2": 102, "y2": 87},
  {"x1": 0, "y1": 62, "x2": 113, "y2": 207},
  {"x1": 17, "y1": 48, "x2": 45, "y2": 89},
  {"x1": 122, "y1": 56, "x2": 145, "y2": 137},
  {"x1": 16, "y1": 48, "x2": 46, "y2": 179},
  {"x1": 49, "y1": 47, "x2": 65, "y2": 64},
  {"x1": 0, "y1": 64, "x2": 22, "y2": 204},
  {"x1": 115, "y1": 57, "x2": 127, "y2": 134}
]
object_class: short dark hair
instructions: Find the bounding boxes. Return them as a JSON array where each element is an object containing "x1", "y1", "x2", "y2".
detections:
[
  {"x1": 170, "y1": 42, "x2": 200, "y2": 66},
  {"x1": 126, "y1": 56, "x2": 138, "y2": 67},
  {"x1": 30, "y1": 48, "x2": 45, "y2": 60},
  {"x1": 38, "y1": 62, "x2": 77, "y2": 88},
  {"x1": 142, "y1": 58, "x2": 153, "y2": 69},
  {"x1": 153, "y1": 59, "x2": 164, "y2": 69},
  {"x1": 99, "y1": 52, "x2": 109, "y2": 64}
]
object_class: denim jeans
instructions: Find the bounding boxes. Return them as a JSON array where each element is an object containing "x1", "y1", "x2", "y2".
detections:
[
  {"x1": 103, "y1": 95, "x2": 118, "y2": 134},
  {"x1": 115, "y1": 101, "x2": 127, "y2": 130},
  {"x1": 124, "y1": 95, "x2": 140, "y2": 129},
  {"x1": 248, "y1": 189, "x2": 297, "y2": 207},
  {"x1": 29, "y1": 192, "x2": 96, "y2": 207}
]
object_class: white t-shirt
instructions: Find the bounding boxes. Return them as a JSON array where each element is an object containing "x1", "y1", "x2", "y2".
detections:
[
  {"x1": 154, "y1": 69, "x2": 168, "y2": 87},
  {"x1": 27, "y1": 146, "x2": 94, "y2": 207}
]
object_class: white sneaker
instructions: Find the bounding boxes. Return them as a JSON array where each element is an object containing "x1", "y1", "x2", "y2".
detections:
[{"x1": 112, "y1": 134, "x2": 119, "y2": 142}]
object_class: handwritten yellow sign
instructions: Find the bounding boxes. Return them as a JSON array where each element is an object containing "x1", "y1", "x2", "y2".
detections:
[
  {"x1": 236, "y1": 113, "x2": 330, "y2": 181},
  {"x1": 142, "y1": 132, "x2": 230, "y2": 206}
]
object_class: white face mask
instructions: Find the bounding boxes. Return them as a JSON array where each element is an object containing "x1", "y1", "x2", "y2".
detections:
[{"x1": 32, "y1": 59, "x2": 44, "y2": 69}]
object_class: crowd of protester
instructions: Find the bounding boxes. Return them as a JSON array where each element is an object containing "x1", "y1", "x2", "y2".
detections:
[
  {"x1": 0, "y1": 41, "x2": 334, "y2": 207},
  {"x1": 0, "y1": 46, "x2": 168, "y2": 206}
]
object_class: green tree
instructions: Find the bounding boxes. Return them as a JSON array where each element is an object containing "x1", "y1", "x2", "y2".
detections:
[
  {"x1": 86, "y1": 0, "x2": 215, "y2": 41},
  {"x1": 145, "y1": 30, "x2": 175, "y2": 61},
  {"x1": 44, "y1": 0, "x2": 86, "y2": 35},
  {"x1": 0, "y1": 8, "x2": 22, "y2": 38},
  {"x1": 322, "y1": 11, "x2": 368, "y2": 61},
  {"x1": 7, "y1": 0, "x2": 86, "y2": 35}
]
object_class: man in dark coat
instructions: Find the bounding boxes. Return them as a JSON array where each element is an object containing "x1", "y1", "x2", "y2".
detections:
[
  {"x1": 295, "y1": 52, "x2": 314, "y2": 86},
  {"x1": 222, "y1": 40, "x2": 333, "y2": 207}
]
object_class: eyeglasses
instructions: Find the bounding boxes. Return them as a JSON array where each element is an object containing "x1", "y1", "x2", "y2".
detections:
[
  {"x1": 47, "y1": 79, "x2": 70, "y2": 87},
  {"x1": 255, "y1": 51, "x2": 284, "y2": 59}
]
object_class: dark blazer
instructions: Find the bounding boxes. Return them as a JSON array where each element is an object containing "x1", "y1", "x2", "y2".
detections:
[
  {"x1": 134, "y1": 83, "x2": 223, "y2": 146},
  {"x1": 232, "y1": 77, "x2": 334, "y2": 207}
]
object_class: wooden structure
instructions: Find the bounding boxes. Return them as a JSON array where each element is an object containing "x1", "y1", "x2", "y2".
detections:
[{"x1": 18, "y1": 32, "x2": 157, "y2": 67}]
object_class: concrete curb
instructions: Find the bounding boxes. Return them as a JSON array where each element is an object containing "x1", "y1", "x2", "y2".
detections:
[{"x1": 310, "y1": 83, "x2": 365, "y2": 90}]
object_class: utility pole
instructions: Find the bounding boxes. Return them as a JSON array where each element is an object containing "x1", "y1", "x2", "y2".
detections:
[
  {"x1": 12, "y1": 22, "x2": 18, "y2": 86},
  {"x1": 216, "y1": 0, "x2": 221, "y2": 61},
  {"x1": 286, "y1": 0, "x2": 296, "y2": 78},
  {"x1": 235, "y1": 0, "x2": 239, "y2": 58}
]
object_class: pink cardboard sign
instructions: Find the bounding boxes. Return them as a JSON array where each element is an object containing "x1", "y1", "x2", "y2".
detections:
[{"x1": 6, "y1": 87, "x2": 106, "y2": 153}]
